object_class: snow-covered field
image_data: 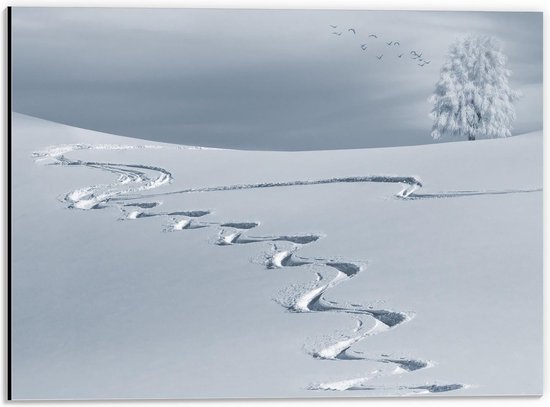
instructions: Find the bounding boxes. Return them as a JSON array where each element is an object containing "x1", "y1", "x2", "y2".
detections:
[{"x1": 11, "y1": 113, "x2": 542, "y2": 399}]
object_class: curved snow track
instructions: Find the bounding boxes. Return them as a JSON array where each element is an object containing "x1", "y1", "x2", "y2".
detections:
[
  {"x1": 33, "y1": 144, "x2": 173, "y2": 210},
  {"x1": 33, "y1": 143, "x2": 539, "y2": 395}
]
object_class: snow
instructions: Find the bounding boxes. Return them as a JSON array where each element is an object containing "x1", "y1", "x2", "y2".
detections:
[
  {"x1": 10, "y1": 113, "x2": 542, "y2": 399},
  {"x1": 171, "y1": 219, "x2": 192, "y2": 230}
]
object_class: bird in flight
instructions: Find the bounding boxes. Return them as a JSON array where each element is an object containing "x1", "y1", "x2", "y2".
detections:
[
  {"x1": 332, "y1": 32, "x2": 342, "y2": 36},
  {"x1": 329, "y1": 25, "x2": 338, "y2": 28},
  {"x1": 397, "y1": 53, "x2": 403, "y2": 58},
  {"x1": 360, "y1": 44, "x2": 368, "y2": 50},
  {"x1": 368, "y1": 34, "x2": 378, "y2": 38},
  {"x1": 386, "y1": 41, "x2": 393, "y2": 46},
  {"x1": 394, "y1": 41, "x2": 400, "y2": 46},
  {"x1": 376, "y1": 54, "x2": 383, "y2": 60},
  {"x1": 418, "y1": 62, "x2": 426, "y2": 67},
  {"x1": 424, "y1": 60, "x2": 431, "y2": 64},
  {"x1": 348, "y1": 28, "x2": 356, "y2": 34}
]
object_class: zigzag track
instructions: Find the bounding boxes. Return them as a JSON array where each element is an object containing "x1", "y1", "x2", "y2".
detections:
[{"x1": 33, "y1": 143, "x2": 540, "y2": 395}]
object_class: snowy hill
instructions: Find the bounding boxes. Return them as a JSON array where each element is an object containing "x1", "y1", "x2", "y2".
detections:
[{"x1": 10, "y1": 113, "x2": 542, "y2": 399}]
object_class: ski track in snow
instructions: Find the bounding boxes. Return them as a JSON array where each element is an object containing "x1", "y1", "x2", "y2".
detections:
[{"x1": 32, "y1": 142, "x2": 540, "y2": 396}]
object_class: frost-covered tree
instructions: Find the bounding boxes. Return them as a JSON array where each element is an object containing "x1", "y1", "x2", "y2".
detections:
[{"x1": 429, "y1": 35, "x2": 519, "y2": 141}]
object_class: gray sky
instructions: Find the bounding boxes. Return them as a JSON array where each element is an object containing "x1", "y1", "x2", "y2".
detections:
[{"x1": 12, "y1": 8, "x2": 542, "y2": 150}]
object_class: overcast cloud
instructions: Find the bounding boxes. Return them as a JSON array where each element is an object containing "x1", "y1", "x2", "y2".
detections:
[{"x1": 11, "y1": 8, "x2": 542, "y2": 150}]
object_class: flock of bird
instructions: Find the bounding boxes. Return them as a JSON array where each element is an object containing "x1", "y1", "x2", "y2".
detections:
[{"x1": 329, "y1": 25, "x2": 431, "y2": 67}]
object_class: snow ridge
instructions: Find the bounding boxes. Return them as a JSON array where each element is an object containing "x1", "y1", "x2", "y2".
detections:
[{"x1": 153, "y1": 175, "x2": 423, "y2": 199}]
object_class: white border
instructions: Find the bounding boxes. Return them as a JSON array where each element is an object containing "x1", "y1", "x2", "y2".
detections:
[
  {"x1": 0, "y1": 1, "x2": 546, "y2": 406},
  {"x1": 0, "y1": 0, "x2": 546, "y2": 10}
]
